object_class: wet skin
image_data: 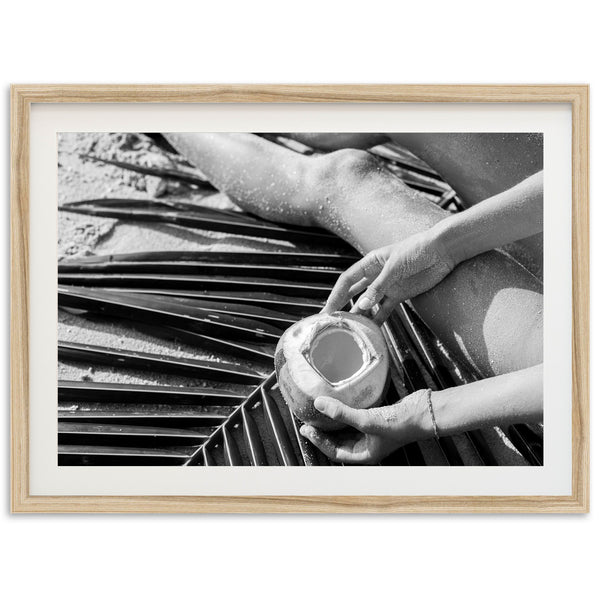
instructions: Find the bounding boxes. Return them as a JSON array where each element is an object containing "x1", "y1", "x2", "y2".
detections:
[{"x1": 165, "y1": 133, "x2": 542, "y2": 379}]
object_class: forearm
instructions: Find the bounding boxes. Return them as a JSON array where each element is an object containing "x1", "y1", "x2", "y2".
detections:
[
  {"x1": 307, "y1": 364, "x2": 543, "y2": 463},
  {"x1": 431, "y1": 171, "x2": 543, "y2": 266},
  {"x1": 418, "y1": 363, "x2": 543, "y2": 438}
]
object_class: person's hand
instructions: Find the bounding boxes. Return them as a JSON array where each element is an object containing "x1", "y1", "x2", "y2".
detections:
[
  {"x1": 323, "y1": 229, "x2": 455, "y2": 324},
  {"x1": 299, "y1": 391, "x2": 431, "y2": 464}
]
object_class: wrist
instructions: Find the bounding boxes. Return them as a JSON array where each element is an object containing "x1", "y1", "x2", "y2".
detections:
[
  {"x1": 429, "y1": 216, "x2": 467, "y2": 269},
  {"x1": 398, "y1": 389, "x2": 438, "y2": 443}
]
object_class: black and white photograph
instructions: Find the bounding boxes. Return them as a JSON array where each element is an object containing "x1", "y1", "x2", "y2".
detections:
[{"x1": 57, "y1": 131, "x2": 544, "y2": 468}]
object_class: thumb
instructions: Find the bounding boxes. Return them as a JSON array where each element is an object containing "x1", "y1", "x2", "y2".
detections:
[
  {"x1": 352, "y1": 266, "x2": 391, "y2": 313},
  {"x1": 314, "y1": 396, "x2": 369, "y2": 431}
]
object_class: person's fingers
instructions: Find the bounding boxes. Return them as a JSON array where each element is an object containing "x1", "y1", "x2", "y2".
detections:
[
  {"x1": 347, "y1": 277, "x2": 370, "y2": 299},
  {"x1": 313, "y1": 396, "x2": 369, "y2": 431},
  {"x1": 350, "y1": 264, "x2": 393, "y2": 315},
  {"x1": 322, "y1": 255, "x2": 380, "y2": 313},
  {"x1": 373, "y1": 295, "x2": 399, "y2": 325},
  {"x1": 299, "y1": 425, "x2": 342, "y2": 461},
  {"x1": 299, "y1": 425, "x2": 369, "y2": 464},
  {"x1": 321, "y1": 261, "x2": 366, "y2": 313}
]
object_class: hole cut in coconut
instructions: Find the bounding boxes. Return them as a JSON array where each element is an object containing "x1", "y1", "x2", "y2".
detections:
[{"x1": 309, "y1": 328, "x2": 365, "y2": 385}]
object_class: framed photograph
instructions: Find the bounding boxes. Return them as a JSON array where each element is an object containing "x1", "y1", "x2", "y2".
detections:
[{"x1": 11, "y1": 85, "x2": 589, "y2": 513}]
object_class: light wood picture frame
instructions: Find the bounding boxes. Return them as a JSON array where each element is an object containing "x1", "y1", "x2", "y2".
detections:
[{"x1": 11, "y1": 84, "x2": 589, "y2": 513}]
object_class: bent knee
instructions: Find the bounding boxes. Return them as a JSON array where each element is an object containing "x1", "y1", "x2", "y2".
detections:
[
  {"x1": 311, "y1": 148, "x2": 382, "y2": 188},
  {"x1": 302, "y1": 149, "x2": 391, "y2": 228}
]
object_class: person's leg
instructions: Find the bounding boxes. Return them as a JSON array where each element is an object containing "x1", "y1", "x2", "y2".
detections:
[
  {"x1": 164, "y1": 133, "x2": 445, "y2": 243},
  {"x1": 282, "y1": 132, "x2": 544, "y2": 277},
  {"x1": 165, "y1": 134, "x2": 542, "y2": 378},
  {"x1": 302, "y1": 146, "x2": 542, "y2": 378},
  {"x1": 388, "y1": 133, "x2": 544, "y2": 206},
  {"x1": 165, "y1": 133, "x2": 319, "y2": 226}
]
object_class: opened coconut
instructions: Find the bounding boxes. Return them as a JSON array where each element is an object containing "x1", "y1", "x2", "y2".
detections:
[{"x1": 275, "y1": 311, "x2": 390, "y2": 431}]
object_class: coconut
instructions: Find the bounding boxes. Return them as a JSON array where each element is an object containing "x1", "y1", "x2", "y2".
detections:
[{"x1": 274, "y1": 311, "x2": 390, "y2": 431}]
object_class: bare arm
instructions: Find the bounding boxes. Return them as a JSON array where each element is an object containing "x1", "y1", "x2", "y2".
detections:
[
  {"x1": 325, "y1": 171, "x2": 543, "y2": 323},
  {"x1": 301, "y1": 363, "x2": 543, "y2": 464},
  {"x1": 429, "y1": 363, "x2": 542, "y2": 435},
  {"x1": 433, "y1": 170, "x2": 543, "y2": 265}
]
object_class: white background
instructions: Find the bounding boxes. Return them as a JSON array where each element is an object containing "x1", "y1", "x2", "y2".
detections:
[{"x1": 1, "y1": 1, "x2": 596, "y2": 599}]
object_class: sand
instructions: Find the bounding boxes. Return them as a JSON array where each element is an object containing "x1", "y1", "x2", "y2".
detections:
[{"x1": 58, "y1": 132, "x2": 290, "y2": 388}]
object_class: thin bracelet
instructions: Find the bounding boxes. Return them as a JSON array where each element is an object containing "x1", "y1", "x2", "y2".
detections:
[{"x1": 425, "y1": 389, "x2": 440, "y2": 439}]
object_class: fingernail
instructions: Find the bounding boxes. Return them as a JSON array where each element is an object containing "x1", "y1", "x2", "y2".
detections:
[
  {"x1": 314, "y1": 397, "x2": 327, "y2": 411},
  {"x1": 357, "y1": 296, "x2": 373, "y2": 310},
  {"x1": 299, "y1": 425, "x2": 311, "y2": 438}
]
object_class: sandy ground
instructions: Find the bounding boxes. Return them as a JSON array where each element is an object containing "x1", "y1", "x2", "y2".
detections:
[{"x1": 58, "y1": 132, "x2": 290, "y2": 388}]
